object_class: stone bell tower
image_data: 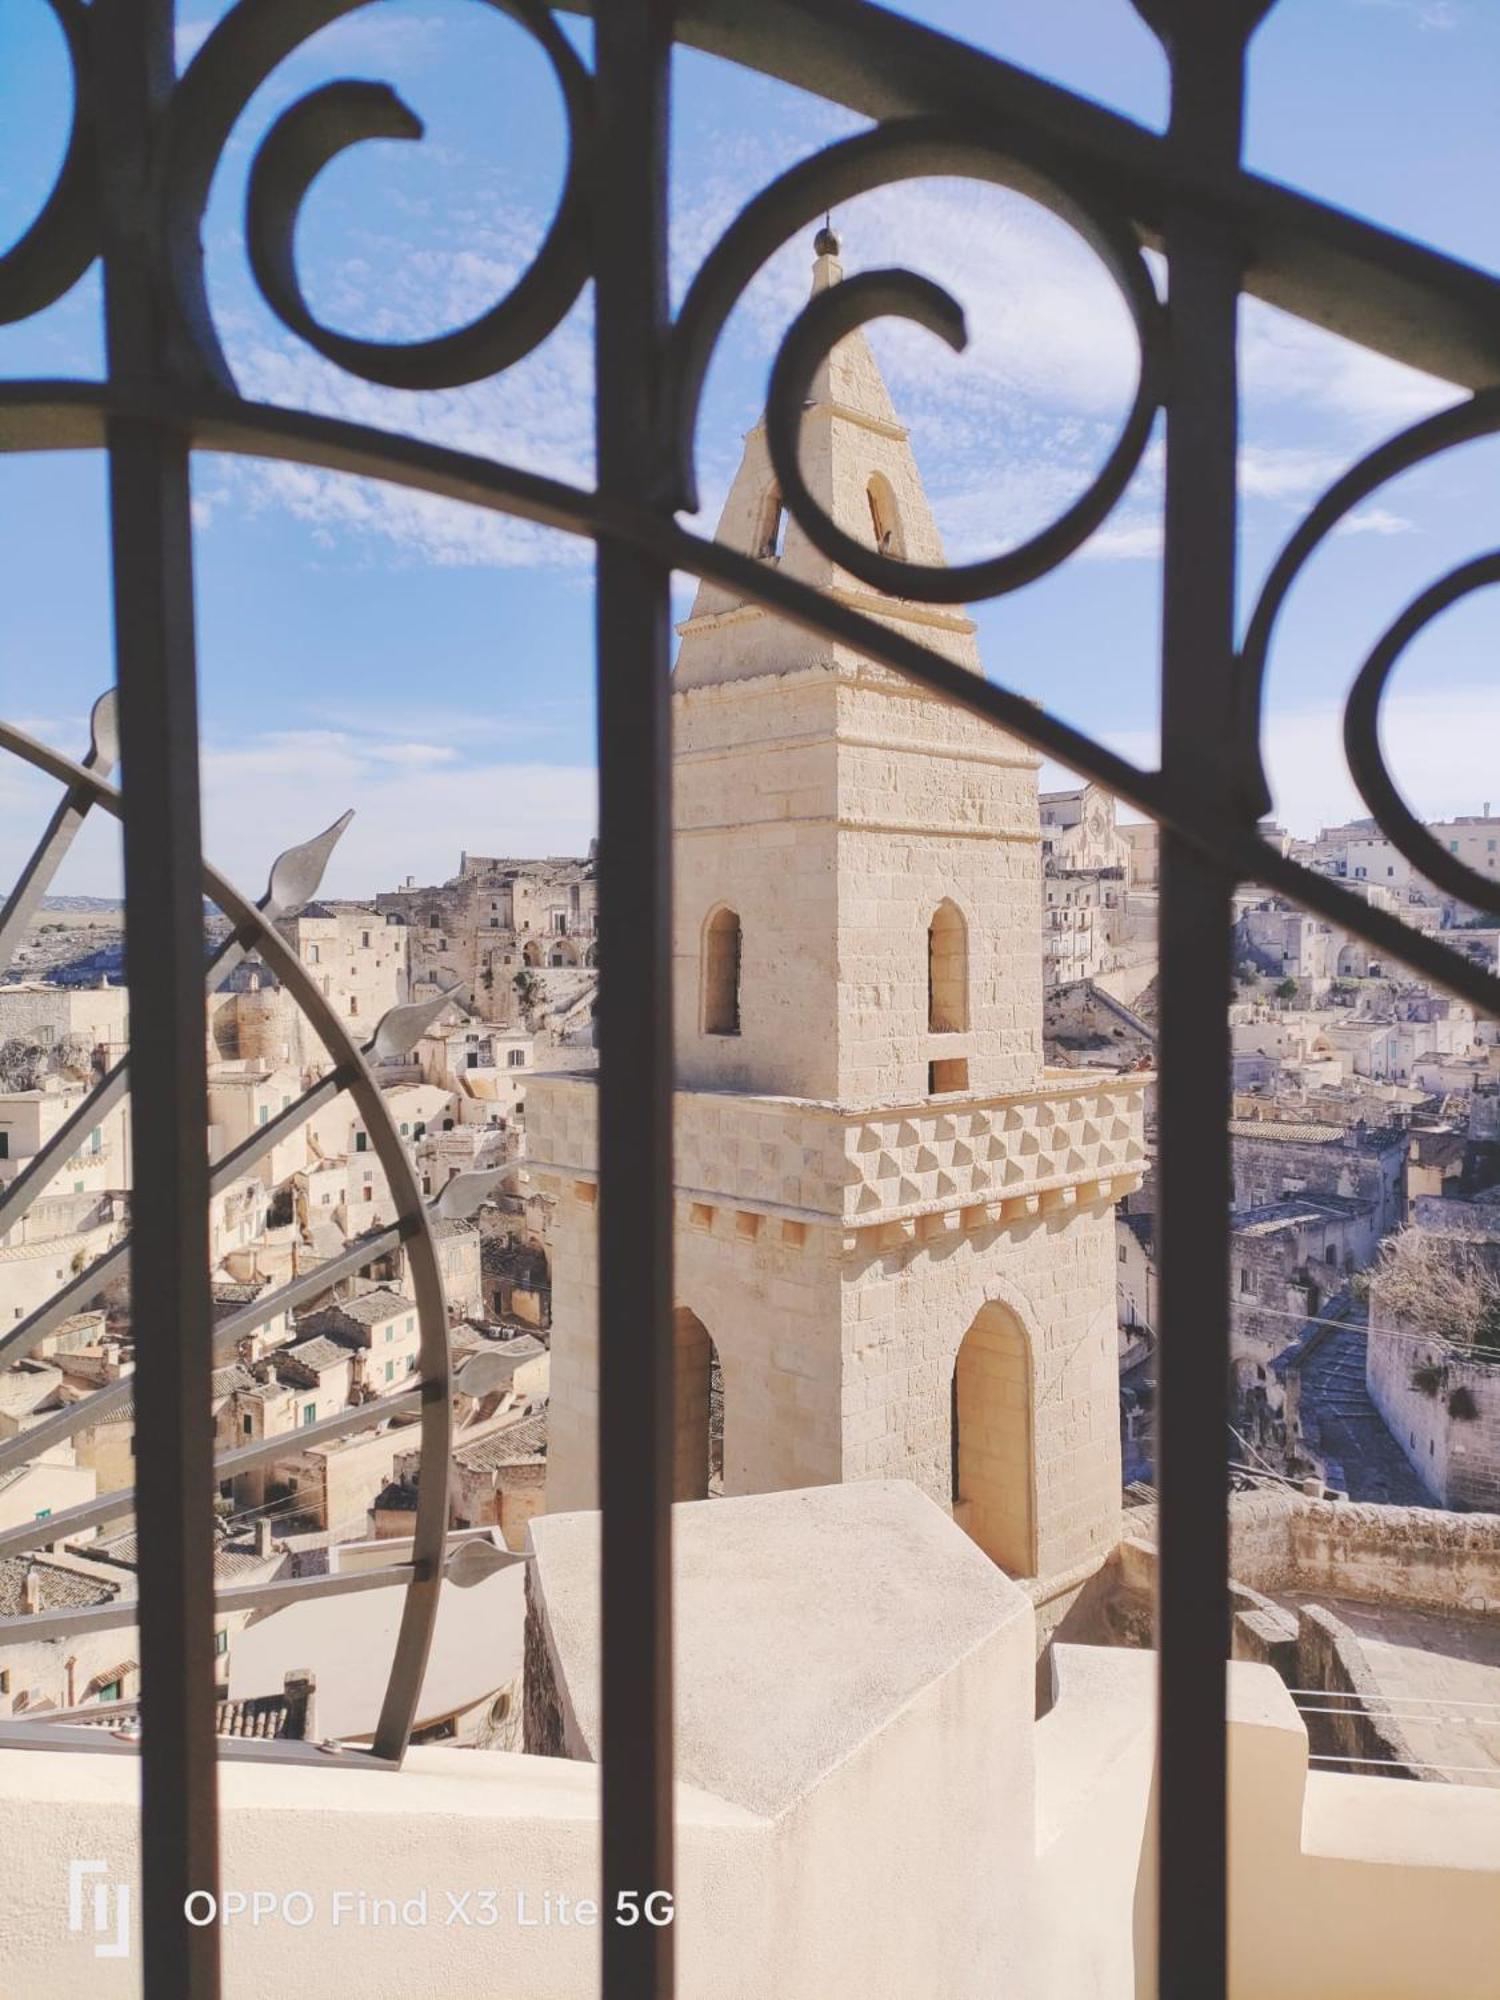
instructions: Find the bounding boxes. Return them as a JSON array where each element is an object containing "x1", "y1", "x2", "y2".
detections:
[{"x1": 528, "y1": 229, "x2": 1147, "y2": 1599}]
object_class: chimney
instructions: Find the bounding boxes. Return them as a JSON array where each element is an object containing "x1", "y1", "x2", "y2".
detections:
[
  {"x1": 255, "y1": 1518, "x2": 274, "y2": 1559},
  {"x1": 21, "y1": 1564, "x2": 42, "y2": 1616},
  {"x1": 283, "y1": 1669, "x2": 317, "y2": 1742}
]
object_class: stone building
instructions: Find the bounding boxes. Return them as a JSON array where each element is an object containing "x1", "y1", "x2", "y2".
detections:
[
  {"x1": 208, "y1": 902, "x2": 409, "y2": 1074},
  {"x1": 1230, "y1": 1194, "x2": 1378, "y2": 1405},
  {"x1": 1038, "y1": 783, "x2": 1130, "y2": 875},
  {"x1": 0, "y1": 980, "x2": 129, "y2": 1069},
  {"x1": 375, "y1": 851, "x2": 597, "y2": 1025},
  {"x1": 528, "y1": 229, "x2": 1147, "y2": 1607},
  {"x1": 1230, "y1": 1113, "x2": 1408, "y2": 1236}
]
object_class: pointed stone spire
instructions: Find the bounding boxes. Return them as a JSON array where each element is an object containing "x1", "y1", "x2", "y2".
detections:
[{"x1": 675, "y1": 226, "x2": 981, "y2": 689}]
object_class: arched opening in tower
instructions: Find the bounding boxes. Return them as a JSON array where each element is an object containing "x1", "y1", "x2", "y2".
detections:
[
  {"x1": 703, "y1": 905, "x2": 742, "y2": 1035},
  {"x1": 753, "y1": 484, "x2": 786, "y2": 560},
  {"x1": 865, "y1": 472, "x2": 903, "y2": 557},
  {"x1": 673, "y1": 1307, "x2": 724, "y2": 1500},
  {"x1": 951, "y1": 1302, "x2": 1036, "y2": 1577},
  {"x1": 927, "y1": 899, "x2": 968, "y2": 1033}
]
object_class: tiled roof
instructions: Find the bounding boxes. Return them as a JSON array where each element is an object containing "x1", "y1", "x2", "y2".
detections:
[
  {"x1": 278, "y1": 1335, "x2": 352, "y2": 1374},
  {"x1": 1230, "y1": 1194, "x2": 1371, "y2": 1237},
  {"x1": 1229, "y1": 1119, "x2": 1343, "y2": 1145},
  {"x1": 306, "y1": 1286, "x2": 414, "y2": 1328},
  {"x1": 454, "y1": 1407, "x2": 548, "y2": 1471},
  {"x1": 0, "y1": 1556, "x2": 118, "y2": 1615}
]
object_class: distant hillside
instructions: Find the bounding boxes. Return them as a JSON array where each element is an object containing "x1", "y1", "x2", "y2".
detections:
[{"x1": 37, "y1": 896, "x2": 124, "y2": 913}]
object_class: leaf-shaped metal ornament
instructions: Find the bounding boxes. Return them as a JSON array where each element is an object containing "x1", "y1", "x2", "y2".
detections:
[
  {"x1": 87, "y1": 690, "x2": 121, "y2": 773},
  {"x1": 369, "y1": 984, "x2": 461, "y2": 1063},
  {"x1": 264, "y1": 809, "x2": 354, "y2": 919},
  {"x1": 445, "y1": 1536, "x2": 529, "y2": 1589},
  {"x1": 432, "y1": 1167, "x2": 504, "y2": 1221}
]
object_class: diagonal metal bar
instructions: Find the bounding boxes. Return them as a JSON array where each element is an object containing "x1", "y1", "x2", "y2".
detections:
[
  {"x1": 0, "y1": 810, "x2": 351, "y2": 1246},
  {"x1": 0, "y1": 713, "x2": 456, "y2": 1769},
  {"x1": 0, "y1": 690, "x2": 117, "y2": 977},
  {"x1": 0, "y1": 1052, "x2": 351, "y2": 1376},
  {"x1": 0, "y1": 1219, "x2": 406, "y2": 1484},
  {"x1": 0, "y1": 1539, "x2": 527, "y2": 1649},
  {"x1": 604, "y1": 0, "x2": 1500, "y2": 391},
  {"x1": 0, "y1": 1384, "x2": 422, "y2": 1563}
]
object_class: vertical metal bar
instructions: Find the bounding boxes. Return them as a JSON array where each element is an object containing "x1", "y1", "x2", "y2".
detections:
[
  {"x1": 1146, "y1": 7, "x2": 1264, "y2": 1995},
  {"x1": 593, "y1": 4, "x2": 676, "y2": 1996},
  {"x1": 92, "y1": 0, "x2": 221, "y2": 1990}
]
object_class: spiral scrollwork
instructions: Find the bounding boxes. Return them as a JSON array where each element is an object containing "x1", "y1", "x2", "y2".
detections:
[
  {"x1": 1344, "y1": 552, "x2": 1500, "y2": 920},
  {"x1": 0, "y1": 0, "x2": 98, "y2": 327},
  {"x1": 667, "y1": 116, "x2": 1166, "y2": 603},
  {"x1": 162, "y1": 0, "x2": 593, "y2": 392}
]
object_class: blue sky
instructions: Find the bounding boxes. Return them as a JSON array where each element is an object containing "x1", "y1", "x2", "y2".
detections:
[{"x1": 2, "y1": 0, "x2": 1498, "y2": 898}]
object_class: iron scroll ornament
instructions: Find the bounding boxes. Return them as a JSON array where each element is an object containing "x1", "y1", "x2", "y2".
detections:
[
  {"x1": 0, "y1": 0, "x2": 1498, "y2": 1727},
  {"x1": 5, "y1": 5, "x2": 1500, "y2": 1996},
  {"x1": 0, "y1": 0, "x2": 1488, "y2": 1027}
]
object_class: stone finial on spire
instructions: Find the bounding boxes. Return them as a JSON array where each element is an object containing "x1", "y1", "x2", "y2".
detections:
[{"x1": 812, "y1": 218, "x2": 843, "y2": 292}]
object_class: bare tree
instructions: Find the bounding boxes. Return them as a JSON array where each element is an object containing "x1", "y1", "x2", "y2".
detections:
[{"x1": 1364, "y1": 1227, "x2": 1500, "y2": 1353}]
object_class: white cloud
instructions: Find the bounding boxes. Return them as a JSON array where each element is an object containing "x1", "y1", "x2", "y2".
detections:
[
  {"x1": 1058, "y1": 682, "x2": 1500, "y2": 841},
  {"x1": 199, "y1": 731, "x2": 597, "y2": 895},
  {"x1": 0, "y1": 722, "x2": 595, "y2": 902},
  {"x1": 1076, "y1": 519, "x2": 1163, "y2": 563},
  {"x1": 1241, "y1": 300, "x2": 1461, "y2": 439},
  {"x1": 1350, "y1": 0, "x2": 1463, "y2": 29},
  {"x1": 1336, "y1": 505, "x2": 1414, "y2": 537}
]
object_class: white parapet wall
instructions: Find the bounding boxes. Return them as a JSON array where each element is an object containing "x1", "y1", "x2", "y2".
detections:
[
  {"x1": 6, "y1": 1494, "x2": 1499, "y2": 1997},
  {"x1": 0, "y1": 1481, "x2": 1037, "y2": 1998},
  {"x1": 1036, "y1": 1644, "x2": 1500, "y2": 2000}
]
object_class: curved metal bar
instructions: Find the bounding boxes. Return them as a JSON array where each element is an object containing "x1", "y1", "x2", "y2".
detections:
[
  {"x1": 1344, "y1": 552, "x2": 1500, "y2": 918},
  {"x1": 665, "y1": 114, "x2": 1164, "y2": 542},
  {"x1": 587, "y1": 0, "x2": 1500, "y2": 394},
  {"x1": 1, "y1": 378, "x2": 1497, "y2": 1023},
  {"x1": 0, "y1": 0, "x2": 99, "y2": 325},
  {"x1": 0, "y1": 691, "x2": 116, "y2": 974},
  {"x1": 0, "y1": 808, "x2": 351, "y2": 1247},
  {"x1": 1235, "y1": 389, "x2": 1500, "y2": 818},
  {"x1": 763, "y1": 261, "x2": 1159, "y2": 603},
  {"x1": 0, "y1": 722, "x2": 452, "y2": 1766},
  {"x1": 161, "y1": 0, "x2": 593, "y2": 392}
]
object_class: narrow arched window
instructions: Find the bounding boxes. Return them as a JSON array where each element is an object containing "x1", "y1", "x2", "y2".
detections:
[
  {"x1": 703, "y1": 907, "x2": 742, "y2": 1036},
  {"x1": 867, "y1": 473, "x2": 902, "y2": 557},
  {"x1": 928, "y1": 900, "x2": 968, "y2": 1034},
  {"x1": 754, "y1": 485, "x2": 785, "y2": 560}
]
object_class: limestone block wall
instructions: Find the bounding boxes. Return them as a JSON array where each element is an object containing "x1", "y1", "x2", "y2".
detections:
[
  {"x1": 1366, "y1": 1314, "x2": 1500, "y2": 1512},
  {"x1": 831, "y1": 675, "x2": 1042, "y2": 1104},
  {"x1": 842, "y1": 1196, "x2": 1123, "y2": 1579},
  {"x1": 672, "y1": 668, "x2": 843, "y2": 1100},
  {"x1": 530, "y1": 1068, "x2": 1142, "y2": 1575},
  {"x1": 672, "y1": 663, "x2": 1044, "y2": 1105},
  {"x1": 527, "y1": 1071, "x2": 1147, "y2": 1231}
]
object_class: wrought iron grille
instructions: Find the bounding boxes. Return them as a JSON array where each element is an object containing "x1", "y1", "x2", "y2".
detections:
[{"x1": 2, "y1": 2, "x2": 1499, "y2": 1995}]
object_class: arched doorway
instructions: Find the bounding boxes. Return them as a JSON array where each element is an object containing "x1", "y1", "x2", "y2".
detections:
[
  {"x1": 951, "y1": 1302, "x2": 1035, "y2": 1577},
  {"x1": 673, "y1": 1308, "x2": 723, "y2": 1500}
]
